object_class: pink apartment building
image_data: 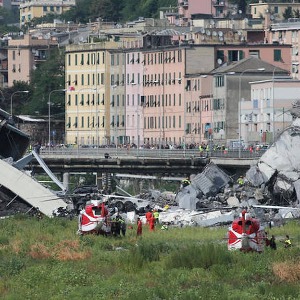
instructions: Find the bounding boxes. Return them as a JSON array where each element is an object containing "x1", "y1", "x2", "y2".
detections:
[
  {"x1": 178, "y1": 0, "x2": 212, "y2": 26},
  {"x1": 178, "y1": 0, "x2": 230, "y2": 26},
  {"x1": 7, "y1": 34, "x2": 58, "y2": 87},
  {"x1": 141, "y1": 48, "x2": 186, "y2": 147}
]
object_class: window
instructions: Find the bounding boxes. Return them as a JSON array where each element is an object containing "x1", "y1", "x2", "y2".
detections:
[
  {"x1": 253, "y1": 99, "x2": 258, "y2": 109},
  {"x1": 215, "y1": 75, "x2": 224, "y2": 87},
  {"x1": 216, "y1": 50, "x2": 224, "y2": 64},
  {"x1": 274, "y1": 49, "x2": 282, "y2": 62},
  {"x1": 228, "y1": 50, "x2": 244, "y2": 62},
  {"x1": 111, "y1": 74, "x2": 115, "y2": 85},
  {"x1": 186, "y1": 123, "x2": 191, "y2": 134},
  {"x1": 249, "y1": 50, "x2": 260, "y2": 58},
  {"x1": 185, "y1": 80, "x2": 191, "y2": 91},
  {"x1": 213, "y1": 98, "x2": 223, "y2": 110}
]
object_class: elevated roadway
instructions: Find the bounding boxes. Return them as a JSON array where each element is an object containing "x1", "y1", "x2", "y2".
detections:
[{"x1": 33, "y1": 148, "x2": 260, "y2": 176}]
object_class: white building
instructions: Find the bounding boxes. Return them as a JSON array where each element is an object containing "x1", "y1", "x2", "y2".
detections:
[{"x1": 241, "y1": 78, "x2": 300, "y2": 146}]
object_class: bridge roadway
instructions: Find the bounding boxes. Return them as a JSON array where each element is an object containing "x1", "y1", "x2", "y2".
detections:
[{"x1": 33, "y1": 148, "x2": 261, "y2": 176}]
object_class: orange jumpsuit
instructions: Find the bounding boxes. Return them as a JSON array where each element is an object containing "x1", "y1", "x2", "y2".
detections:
[
  {"x1": 137, "y1": 219, "x2": 143, "y2": 236},
  {"x1": 149, "y1": 216, "x2": 155, "y2": 231}
]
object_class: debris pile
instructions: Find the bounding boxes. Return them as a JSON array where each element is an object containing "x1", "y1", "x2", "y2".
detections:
[{"x1": 246, "y1": 118, "x2": 300, "y2": 207}]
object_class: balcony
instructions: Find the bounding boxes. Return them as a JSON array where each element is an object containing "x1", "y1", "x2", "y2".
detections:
[{"x1": 213, "y1": 0, "x2": 225, "y2": 7}]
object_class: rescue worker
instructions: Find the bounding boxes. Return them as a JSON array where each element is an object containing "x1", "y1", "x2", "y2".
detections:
[
  {"x1": 181, "y1": 178, "x2": 191, "y2": 188},
  {"x1": 199, "y1": 144, "x2": 204, "y2": 156},
  {"x1": 149, "y1": 214, "x2": 156, "y2": 231},
  {"x1": 269, "y1": 235, "x2": 277, "y2": 250},
  {"x1": 153, "y1": 210, "x2": 160, "y2": 224},
  {"x1": 145, "y1": 210, "x2": 153, "y2": 224},
  {"x1": 114, "y1": 213, "x2": 121, "y2": 236},
  {"x1": 237, "y1": 176, "x2": 244, "y2": 186},
  {"x1": 206, "y1": 144, "x2": 210, "y2": 156},
  {"x1": 136, "y1": 217, "x2": 142, "y2": 237},
  {"x1": 284, "y1": 235, "x2": 292, "y2": 248},
  {"x1": 119, "y1": 216, "x2": 126, "y2": 237}
]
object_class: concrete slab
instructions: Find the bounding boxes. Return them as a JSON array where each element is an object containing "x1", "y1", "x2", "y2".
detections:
[{"x1": 0, "y1": 159, "x2": 67, "y2": 217}]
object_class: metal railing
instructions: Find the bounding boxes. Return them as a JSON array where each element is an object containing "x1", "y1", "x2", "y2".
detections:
[{"x1": 40, "y1": 146, "x2": 265, "y2": 160}]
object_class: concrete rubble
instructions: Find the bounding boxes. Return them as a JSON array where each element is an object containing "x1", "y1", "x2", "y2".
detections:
[
  {"x1": 111, "y1": 115, "x2": 300, "y2": 227},
  {"x1": 2, "y1": 102, "x2": 300, "y2": 226}
]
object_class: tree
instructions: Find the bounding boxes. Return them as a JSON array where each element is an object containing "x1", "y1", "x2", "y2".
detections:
[
  {"x1": 60, "y1": 0, "x2": 94, "y2": 23},
  {"x1": 227, "y1": 0, "x2": 248, "y2": 15},
  {"x1": 294, "y1": 9, "x2": 300, "y2": 18},
  {"x1": 283, "y1": 6, "x2": 293, "y2": 19},
  {"x1": 0, "y1": 81, "x2": 31, "y2": 115},
  {"x1": 23, "y1": 48, "x2": 65, "y2": 117},
  {"x1": 88, "y1": 0, "x2": 124, "y2": 22}
]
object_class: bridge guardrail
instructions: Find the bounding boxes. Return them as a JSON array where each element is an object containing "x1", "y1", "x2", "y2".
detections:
[{"x1": 40, "y1": 147, "x2": 265, "y2": 159}]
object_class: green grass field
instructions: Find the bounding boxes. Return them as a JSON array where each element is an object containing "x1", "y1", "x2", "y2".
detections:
[{"x1": 1, "y1": 215, "x2": 300, "y2": 300}]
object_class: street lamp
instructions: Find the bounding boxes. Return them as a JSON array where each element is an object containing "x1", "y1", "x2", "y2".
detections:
[
  {"x1": 238, "y1": 68, "x2": 265, "y2": 158},
  {"x1": 48, "y1": 89, "x2": 66, "y2": 153},
  {"x1": 10, "y1": 90, "x2": 29, "y2": 116}
]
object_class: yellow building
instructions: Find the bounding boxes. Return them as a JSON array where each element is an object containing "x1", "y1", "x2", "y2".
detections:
[
  {"x1": 20, "y1": 0, "x2": 76, "y2": 26},
  {"x1": 65, "y1": 43, "x2": 108, "y2": 147},
  {"x1": 64, "y1": 35, "x2": 143, "y2": 147}
]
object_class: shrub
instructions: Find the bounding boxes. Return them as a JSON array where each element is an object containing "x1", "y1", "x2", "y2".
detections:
[{"x1": 0, "y1": 256, "x2": 26, "y2": 276}]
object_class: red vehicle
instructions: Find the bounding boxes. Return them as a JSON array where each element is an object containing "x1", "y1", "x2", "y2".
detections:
[
  {"x1": 78, "y1": 199, "x2": 110, "y2": 235},
  {"x1": 228, "y1": 209, "x2": 266, "y2": 252}
]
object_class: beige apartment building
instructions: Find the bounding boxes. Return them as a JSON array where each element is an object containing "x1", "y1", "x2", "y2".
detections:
[
  {"x1": 109, "y1": 49, "x2": 126, "y2": 146},
  {"x1": 20, "y1": 0, "x2": 75, "y2": 26},
  {"x1": 250, "y1": 1, "x2": 300, "y2": 20},
  {"x1": 65, "y1": 43, "x2": 108, "y2": 146},
  {"x1": 267, "y1": 19, "x2": 300, "y2": 79},
  {"x1": 64, "y1": 35, "x2": 143, "y2": 147}
]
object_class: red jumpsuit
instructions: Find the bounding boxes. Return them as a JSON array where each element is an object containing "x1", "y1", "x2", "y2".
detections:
[
  {"x1": 137, "y1": 219, "x2": 143, "y2": 236},
  {"x1": 149, "y1": 216, "x2": 155, "y2": 231},
  {"x1": 145, "y1": 211, "x2": 152, "y2": 224}
]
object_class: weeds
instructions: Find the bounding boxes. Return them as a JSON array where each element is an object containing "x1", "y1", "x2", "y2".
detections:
[
  {"x1": 165, "y1": 243, "x2": 232, "y2": 270},
  {"x1": 2, "y1": 216, "x2": 300, "y2": 299}
]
